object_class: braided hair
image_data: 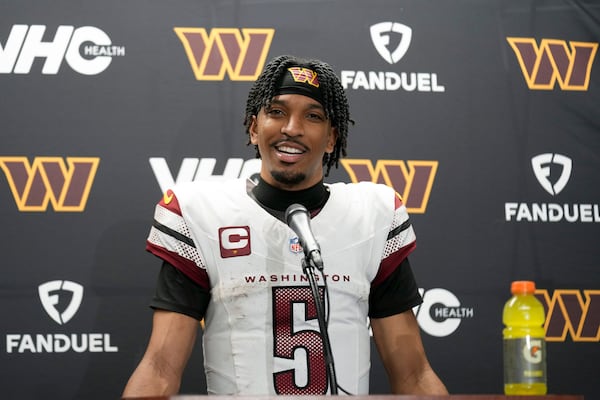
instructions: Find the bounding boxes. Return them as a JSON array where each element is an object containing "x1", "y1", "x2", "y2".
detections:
[{"x1": 243, "y1": 55, "x2": 354, "y2": 177}]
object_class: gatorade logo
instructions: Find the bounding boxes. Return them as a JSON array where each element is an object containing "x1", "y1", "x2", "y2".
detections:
[
  {"x1": 523, "y1": 339, "x2": 543, "y2": 364},
  {"x1": 535, "y1": 289, "x2": 600, "y2": 342},
  {"x1": 174, "y1": 27, "x2": 274, "y2": 81},
  {"x1": 0, "y1": 156, "x2": 100, "y2": 212},
  {"x1": 507, "y1": 37, "x2": 598, "y2": 90},
  {"x1": 341, "y1": 159, "x2": 438, "y2": 214}
]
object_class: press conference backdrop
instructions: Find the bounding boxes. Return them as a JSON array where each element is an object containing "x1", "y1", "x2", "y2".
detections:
[{"x1": 1, "y1": 0, "x2": 598, "y2": 399}]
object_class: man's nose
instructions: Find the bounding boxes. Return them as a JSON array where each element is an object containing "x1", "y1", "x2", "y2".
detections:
[{"x1": 281, "y1": 114, "x2": 304, "y2": 137}]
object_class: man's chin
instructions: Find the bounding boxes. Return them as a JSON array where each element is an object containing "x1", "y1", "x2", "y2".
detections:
[{"x1": 270, "y1": 170, "x2": 306, "y2": 187}]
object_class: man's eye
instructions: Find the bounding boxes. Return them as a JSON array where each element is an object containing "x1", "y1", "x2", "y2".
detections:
[
  {"x1": 267, "y1": 109, "x2": 283, "y2": 116},
  {"x1": 307, "y1": 113, "x2": 325, "y2": 121}
]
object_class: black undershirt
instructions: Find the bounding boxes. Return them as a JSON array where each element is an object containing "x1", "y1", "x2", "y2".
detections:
[
  {"x1": 248, "y1": 176, "x2": 330, "y2": 220},
  {"x1": 150, "y1": 177, "x2": 422, "y2": 320}
]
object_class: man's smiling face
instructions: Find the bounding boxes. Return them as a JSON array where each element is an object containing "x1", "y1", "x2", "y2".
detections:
[{"x1": 250, "y1": 93, "x2": 337, "y2": 190}]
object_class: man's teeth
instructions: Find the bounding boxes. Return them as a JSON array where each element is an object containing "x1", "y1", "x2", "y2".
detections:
[{"x1": 277, "y1": 146, "x2": 303, "y2": 154}]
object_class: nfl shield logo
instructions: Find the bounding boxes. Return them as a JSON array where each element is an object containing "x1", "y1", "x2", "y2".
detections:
[{"x1": 289, "y1": 237, "x2": 303, "y2": 253}]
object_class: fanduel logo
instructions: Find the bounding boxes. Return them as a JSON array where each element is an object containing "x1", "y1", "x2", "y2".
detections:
[
  {"x1": 531, "y1": 153, "x2": 571, "y2": 196},
  {"x1": 505, "y1": 153, "x2": 600, "y2": 223},
  {"x1": 341, "y1": 22, "x2": 445, "y2": 92},
  {"x1": 507, "y1": 37, "x2": 598, "y2": 90},
  {"x1": 5, "y1": 281, "x2": 119, "y2": 353},
  {"x1": 39, "y1": 280, "x2": 83, "y2": 325},
  {"x1": 0, "y1": 156, "x2": 99, "y2": 212},
  {"x1": 414, "y1": 288, "x2": 474, "y2": 337},
  {"x1": 174, "y1": 27, "x2": 274, "y2": 81},
  {"x1": 370, "y1": 22, "x2": 412, "y2": 64},
  {"x1": 150, "y1": 157, "x2": 261, "y2": 193},
  {"x1": 0, "y1": 25, "x2": 125, "y2": 75},
  {"x1": 341, "y1": 159, "x2": 437, "y2": 214}
]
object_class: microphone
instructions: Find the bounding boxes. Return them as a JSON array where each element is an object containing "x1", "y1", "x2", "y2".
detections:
[{"x1": 285, "y1": 203, "x2": 324, "y2": 270}]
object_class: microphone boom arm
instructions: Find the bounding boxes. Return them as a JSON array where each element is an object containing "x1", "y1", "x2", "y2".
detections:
[
  {"x1": 301, "y1": 256, "x2": 338, "y2": 395},
  {"x1": 285, "y1": 203, "x2": 338, "y2": 394}
]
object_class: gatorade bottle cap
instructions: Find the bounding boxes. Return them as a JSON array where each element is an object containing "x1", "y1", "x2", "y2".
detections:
[{"x1": 511, "y1": 280, "x2": 536, "y2": 294}]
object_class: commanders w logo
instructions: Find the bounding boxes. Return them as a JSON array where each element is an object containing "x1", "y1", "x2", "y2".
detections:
[
  {"x1": 0, "y1": 156, "x2": 99, "y2": 212},
  {"x1": 507, "y1": 37, "x2": 598, "y2": 90},
  {"x1": 288, "y1": 67, "x2": 320, "y2": 87},
  {"x1": 536, "y1": 289, "x2": 599, "y2": 342},
  {"x1": 174, "y1": 27, "x2": 274, "y2": 81},
  {"x1": 341, "y1": 159, "x2": 437, "y2": 214}
]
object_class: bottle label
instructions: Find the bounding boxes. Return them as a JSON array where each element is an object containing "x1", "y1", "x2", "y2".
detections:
[{"x1": 503, "y1": 337, "x2": 546, "y2": 384}]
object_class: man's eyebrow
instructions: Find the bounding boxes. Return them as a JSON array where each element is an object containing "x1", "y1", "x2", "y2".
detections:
[
  {"x1": 268, "y1": 99, "x2": 286, "y2": 107},
  {"x1": 269, "y1": 98, "x2": 325, "y2": 111}
]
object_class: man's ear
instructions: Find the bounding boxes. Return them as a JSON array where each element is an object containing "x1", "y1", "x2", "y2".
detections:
[
  {"x1": 249, "y1": 115, "x2": 258, "y2": 145},
  {"x1": 326, "y1": 127, "x2": 338, "y2": 153}
]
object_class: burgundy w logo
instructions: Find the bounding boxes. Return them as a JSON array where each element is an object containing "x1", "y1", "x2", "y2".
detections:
[
  {"x1": 535, "y1": 289, "x2": 600, "y2": 342},
  {"x1": 341, "y1": 159, "x2": 438, "y2": 214},
  {"x1": 0, "y1": 156, "x2": 99, "y2": 212},
  {"x1": 174, "y1": 27, "x2": 275, "y2": 81},
  {"x1": 507, "y1": 37, "x2": 598, "y2": 90},
  {"x1": 287, "y1": 67, "x2": 319, "y2": 87}
]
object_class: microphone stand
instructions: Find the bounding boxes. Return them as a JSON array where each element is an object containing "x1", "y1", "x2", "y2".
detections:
[{"x1": 301, "y1": 255, "x2": 338, "y2": 395}]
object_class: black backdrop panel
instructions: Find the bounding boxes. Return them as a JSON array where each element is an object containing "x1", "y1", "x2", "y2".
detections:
[{"x1": 1, "y1": 1, "x2": 598, "y2": 399}]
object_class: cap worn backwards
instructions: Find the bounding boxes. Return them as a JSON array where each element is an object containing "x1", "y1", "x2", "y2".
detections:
[{"x1": 274, "y1": 66, "x2": 325, "y2": 106}]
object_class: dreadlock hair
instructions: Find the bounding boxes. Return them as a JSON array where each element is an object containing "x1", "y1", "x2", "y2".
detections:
[{"x1": 243, "y1": 55, "x2": 354, "y2": 177}]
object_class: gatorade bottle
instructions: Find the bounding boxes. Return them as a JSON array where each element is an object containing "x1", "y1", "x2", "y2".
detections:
[{"x1": 502, "y1": 280, "x2": 547, "y2": 395}]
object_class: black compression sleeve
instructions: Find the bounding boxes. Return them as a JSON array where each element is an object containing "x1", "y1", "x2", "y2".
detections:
[
  {"x1": 149, "y1": 261, "x2": 210, "y2": 320},
  {"x1": 368, "y1": 257, "x2": 423, "y2": 318}
]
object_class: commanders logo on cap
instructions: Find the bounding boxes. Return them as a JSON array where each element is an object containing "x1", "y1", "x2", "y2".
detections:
[
  {"x1": 276, "y1": 66, "x2": 324, "y2": 104},
  {"x1": 287, "y1": 67, "x2": 320, "y2": 87}
]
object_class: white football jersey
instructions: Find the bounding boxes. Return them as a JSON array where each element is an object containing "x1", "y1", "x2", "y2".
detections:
[{"x1": 147, "y1": 178, "x2": 416, "y2": 395}]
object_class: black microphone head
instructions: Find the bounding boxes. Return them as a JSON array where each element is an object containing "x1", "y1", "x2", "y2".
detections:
[
  {"x1": 285, "y1": 203, "x2": 308, "y2": 226},
  {"x1": 285, "y1": 203, "x2": 323, "y2": 270}
]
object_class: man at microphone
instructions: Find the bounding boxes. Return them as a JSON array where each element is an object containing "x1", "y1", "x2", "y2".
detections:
[{"x1": 123, "y1": 55, "x2": 448, "y2": 397}]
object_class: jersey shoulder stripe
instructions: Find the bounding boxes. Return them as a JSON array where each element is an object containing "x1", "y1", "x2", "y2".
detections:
[
  {"x1": 146, "y1": 241, "x2": 210, "y2": 288},
  {"x1": 146, "y1": 187, "x2": 209, "y2": 287},
  {"x1": 371, "y1": 188, "x2": 416, "y2": 286}
]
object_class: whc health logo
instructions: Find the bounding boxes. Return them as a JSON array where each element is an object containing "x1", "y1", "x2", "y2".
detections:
[{"x1": 0, "y1": 24, "x2": 125, "y2": 75}]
